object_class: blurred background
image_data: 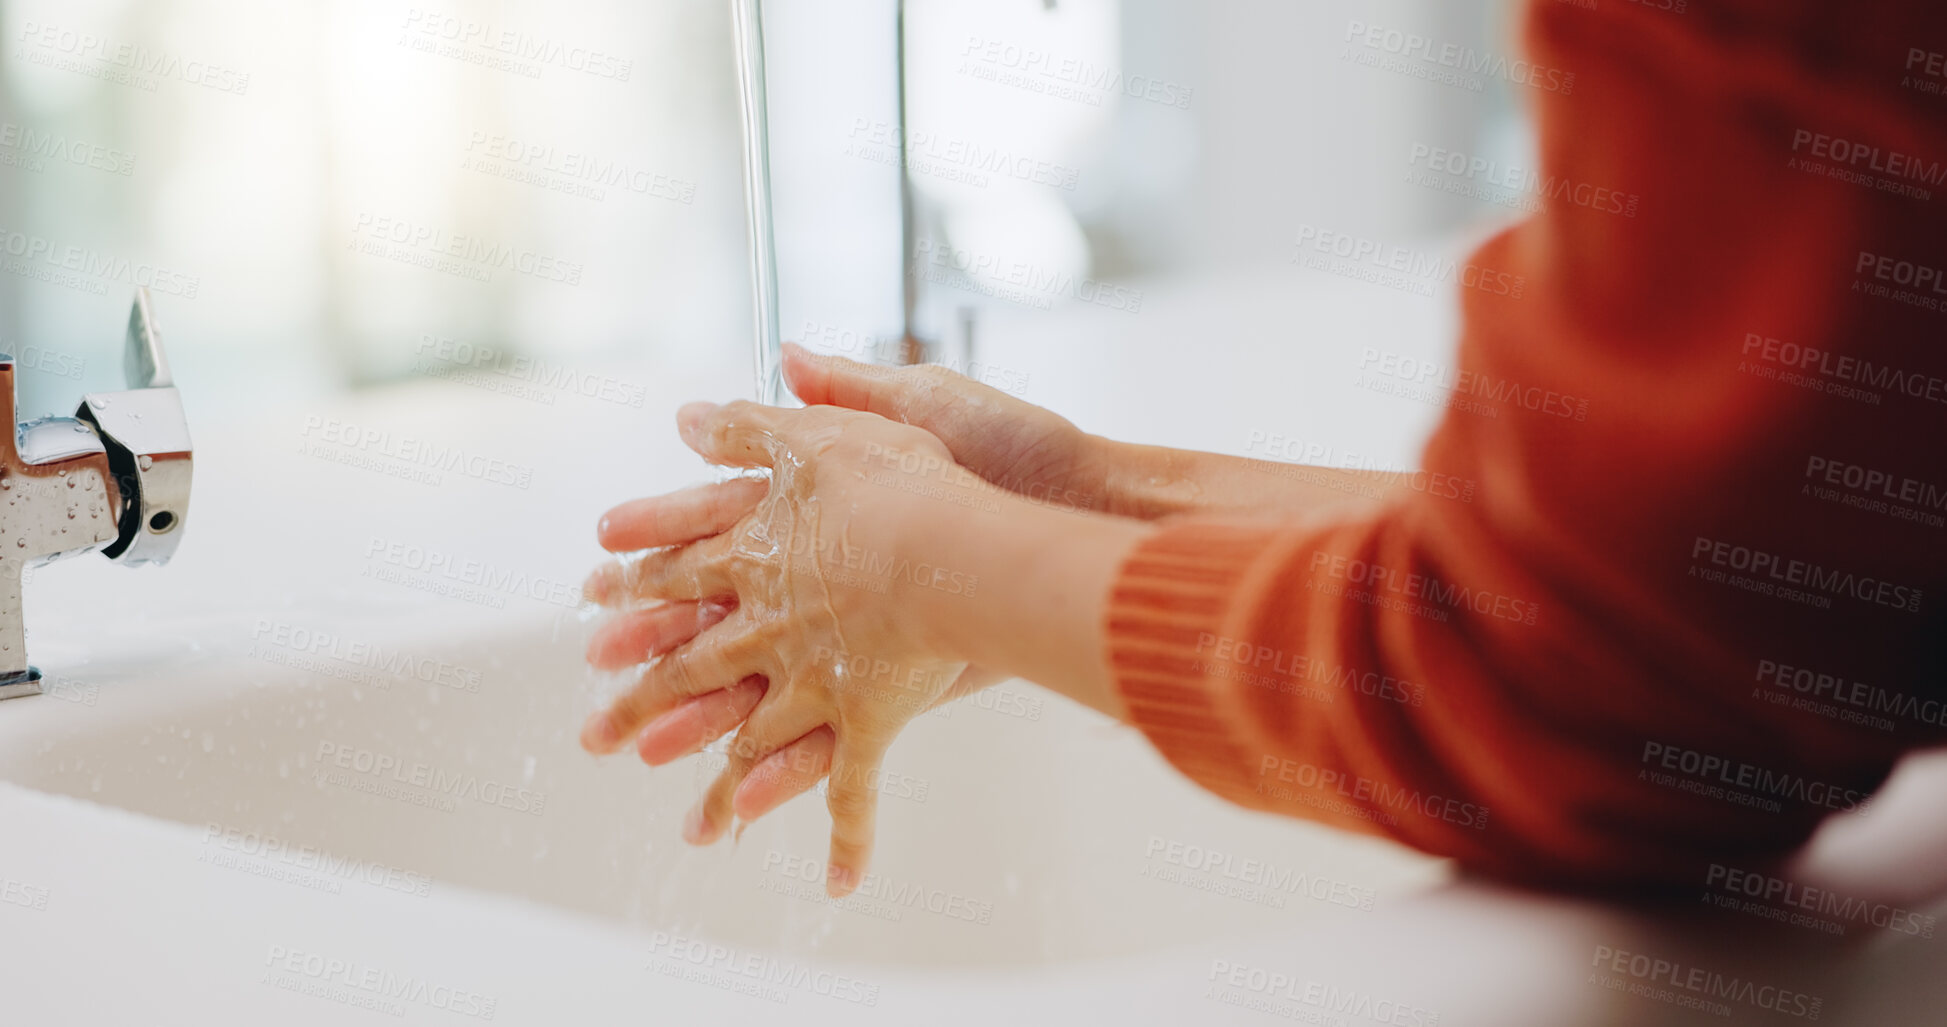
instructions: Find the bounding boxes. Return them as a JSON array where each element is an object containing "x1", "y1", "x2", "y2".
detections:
[{"x1": 0, "y1": 0, "x2": 1530, "y2": 433}]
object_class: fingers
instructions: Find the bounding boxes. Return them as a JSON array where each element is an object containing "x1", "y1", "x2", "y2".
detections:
[
  {"x1": 677, "y1": 400, "x2": 790, "y2": 469},
  {"x1": 782, "y1": 341, "x2": 956, "y2": 425},
  {"x1": 732, "y1": 726, "x2": 835, "y2": 820},
  {"x1": 585, "y1": 600, "x2": 733, "y2": 671},
  {"x1": 686, "y1": 699, "x2": 828, "y2": 846},
  {"x1": 597, "y1": 478, "x2": 769, "y2": 553},
  {"x1": 581, "y1": 629, "x2": 762, "y2": 754},
  {"x1": 583, "y1": 535, "x2": 737, "y2": 607},
  {"x1": 634, "y1": 676, "x2": 768, "y2": 766},
  {"x1": 823, "y1": 740, "x2": 889, "y2": 897}
]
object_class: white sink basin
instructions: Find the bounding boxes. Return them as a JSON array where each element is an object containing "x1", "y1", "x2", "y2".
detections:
[{"x1": 3, "y1": 273, "x2": 1944, "y2": 1024}]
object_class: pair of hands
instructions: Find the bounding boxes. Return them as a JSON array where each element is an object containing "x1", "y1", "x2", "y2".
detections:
[{"x1": 580, "y1": 343, "x2": 1103, "y2": 896}]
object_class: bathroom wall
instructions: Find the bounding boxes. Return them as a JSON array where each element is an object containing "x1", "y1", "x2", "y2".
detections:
[{"x1": 0, "y1": 0, "x2": 1526, "y2": 423}]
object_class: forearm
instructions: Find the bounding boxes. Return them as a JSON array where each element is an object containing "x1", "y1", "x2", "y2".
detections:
[
  {"x1": 1088, "y1": 434, "x2": 1410, "y2": 521},
  {"x1": 899, "y1": 489, "x2": 1152, "y2": 719},
  {"x1": 895, "y1": 437, "x2": 1413, "y2": 716}
]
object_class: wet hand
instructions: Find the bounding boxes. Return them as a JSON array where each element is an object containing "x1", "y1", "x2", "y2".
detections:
[
  {"x1": 581, "y1": 399, "x2": 978, "y2": 895},
  {"x1": 782, "y1": 342, "x2": 1110, "y2": 514}
]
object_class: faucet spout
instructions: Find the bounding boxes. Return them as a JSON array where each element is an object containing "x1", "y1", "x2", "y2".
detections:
[
  {"x1": 0, "y1": 370, "x2": 123, "y2": 698},
  {"x1": 0, "y1": 289, "x2": 193, "y2": 700}
]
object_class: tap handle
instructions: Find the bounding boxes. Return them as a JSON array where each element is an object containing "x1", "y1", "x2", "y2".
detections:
[
  {"x1": 125, "y1": 288, "x2": 175, "y2": 389},
  {"x1": 76, "y1": 289, "x2": 193, "y2": 566}
]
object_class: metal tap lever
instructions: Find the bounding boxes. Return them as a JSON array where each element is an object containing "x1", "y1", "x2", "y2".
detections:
[{"x1": 0, "y1": 290, "x2": 193, "y2": 700}]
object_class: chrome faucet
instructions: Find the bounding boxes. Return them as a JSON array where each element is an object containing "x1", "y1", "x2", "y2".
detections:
[{"x1": 0, "y1": 289, "x2": 192, "y2": 700}]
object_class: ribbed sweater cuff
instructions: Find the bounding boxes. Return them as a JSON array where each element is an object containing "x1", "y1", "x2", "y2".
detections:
[{"x1": 1106, "y1": 518, "x2": 1298, "y2": 796}]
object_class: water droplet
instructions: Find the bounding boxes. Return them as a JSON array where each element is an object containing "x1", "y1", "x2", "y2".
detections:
[
  {"x1": 14, "y1": 539, "x2": 23, "y2": 549},
  {"x1": 137, "y1": 455, "x2": 153, "y2": 471},
  {"x1": 66, "y1": 477, "x2": 76, "y2": 488}
]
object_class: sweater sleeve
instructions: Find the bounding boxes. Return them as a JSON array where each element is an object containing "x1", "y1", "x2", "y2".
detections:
[{"x1": 1107, "y1": 0, "x2": 1947, "y2": 888}]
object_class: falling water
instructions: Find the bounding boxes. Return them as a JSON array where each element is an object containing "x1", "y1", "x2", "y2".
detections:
[{"x1": 730, "y1": 0, "x2": 784, "y2": 406}]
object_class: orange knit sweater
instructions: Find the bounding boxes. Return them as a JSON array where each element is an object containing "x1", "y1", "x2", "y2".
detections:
[{"x1": 1107, "y1": 0, "x2": 1947, "y2": 888}]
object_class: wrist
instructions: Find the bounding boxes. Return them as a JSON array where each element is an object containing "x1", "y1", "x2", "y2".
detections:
[
  {"x1": 896, "y1": 479, "x2": 1151, "y2": 717},
  {"x1": 1079, "y1": 433, "x2": 1146, "y2": 518},
  {"x1": 1086, "y1": 435, "x2": 1196, "y2": 520},
  {"x1": 876, "y1": 471, "x2": 989, "y2": 660}
]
